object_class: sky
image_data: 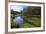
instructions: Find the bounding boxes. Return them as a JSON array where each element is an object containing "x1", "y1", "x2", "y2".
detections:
[{"x1": 10, "y1": 5, "x2": 28, "y2": 12}]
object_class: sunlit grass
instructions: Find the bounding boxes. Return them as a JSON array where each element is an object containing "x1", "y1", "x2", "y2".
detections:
[{"x1": 11, "y1": 16, "x2": 41, "y2": 28}]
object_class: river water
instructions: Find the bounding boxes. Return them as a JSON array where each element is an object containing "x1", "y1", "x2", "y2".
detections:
[{"x1": 14, "y1": 16, "x2": 26, "y2": 25}]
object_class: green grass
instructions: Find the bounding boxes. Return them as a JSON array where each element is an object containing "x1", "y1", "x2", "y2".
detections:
[
  {"x1": 28, "y1": 17, "x2": 40, "y2": 26},
  {"x1": 11, "y1": 16, "x2": 41, "y2": 28},
  {"x1": 20, "y1": 23, "x2": 35, "y2": 28}
]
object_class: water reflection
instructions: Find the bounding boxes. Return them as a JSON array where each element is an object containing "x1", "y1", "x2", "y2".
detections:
[{"x1": 14, "y1": 15, "x2": 26, "y2": 28}]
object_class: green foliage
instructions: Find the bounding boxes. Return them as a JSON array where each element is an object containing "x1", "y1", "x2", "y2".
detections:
[{"x1": 11, "y1": 16, "x2": 41, "y2": 28}]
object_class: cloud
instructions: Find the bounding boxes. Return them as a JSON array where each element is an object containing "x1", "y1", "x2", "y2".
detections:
[{"x1": 10, "y1": 5, "x2": 28, "y2": 12}]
